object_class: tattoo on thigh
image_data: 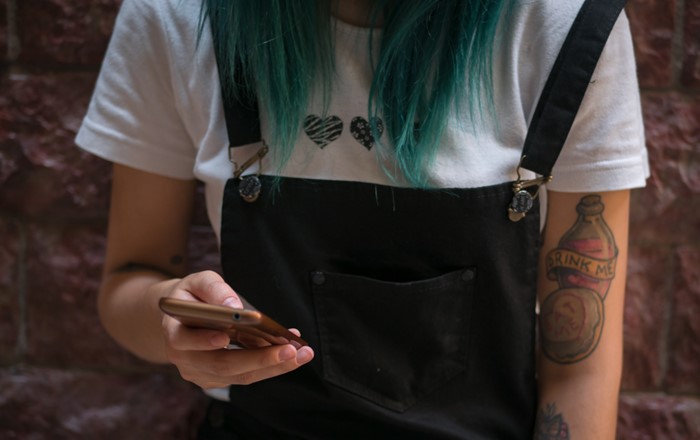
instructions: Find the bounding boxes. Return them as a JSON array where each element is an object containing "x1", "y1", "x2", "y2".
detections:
[
  {"x1": 534, "y1": 403, "x2": 570, "y2": 440},
  {"x1": 541, "y1": 195, "x2": 618, "y2": 364}
]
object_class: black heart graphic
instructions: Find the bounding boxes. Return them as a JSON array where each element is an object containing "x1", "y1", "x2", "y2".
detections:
[
  {"x1": 303, "y1": 115, "x2": 343, "y2": 149},
  {"x1": 350, "y1": 116, "x2": 384, "y2": 150}
]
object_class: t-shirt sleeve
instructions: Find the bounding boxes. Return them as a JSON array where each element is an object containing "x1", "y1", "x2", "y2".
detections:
[
  {"x1": 548, "y1": 11, "x2": 650, "y2": 192},
  {"x1": 75, "y1": 0, "x2": 196, "y2": 180}
]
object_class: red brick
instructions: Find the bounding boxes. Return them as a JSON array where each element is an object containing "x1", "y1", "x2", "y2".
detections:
[
  {"x1": 0, "y1": 367, "x2": 206, "y2": 439},
  {"x1": 621, "y1": 246, "x2": 669, "y2": 390},
  {"x1": 618, "y1": 394, "x2": 700, "y2": 439},
  {"x1": 0, "y1": 73, "x2": 112, "y2": 219},
  {"x1": 666, "y1": 246, "x2": 700, "y2": 393},
  {"x1": 626, "y1": 0, "x2": 677, "y2": 88},
  {"x1": 629, "y1": 93, "x2": 700, "y2": 245},
  {"x1": 16, "y1": 0, "x2": 122, "y2": 68},
  {"x1": 23, "y1": 222, "x2": 146, "y2": 368},
  {"x1": 0, "y1": 219, "x2": 21, "y2": 362},
  {"x1": 681, "y1": 0, "x2": 700, "y2": 88}
]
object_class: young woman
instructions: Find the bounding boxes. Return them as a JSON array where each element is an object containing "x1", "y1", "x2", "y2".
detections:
[{"x1": 76, "y1": 0, "x2": 648, "y2": 438}]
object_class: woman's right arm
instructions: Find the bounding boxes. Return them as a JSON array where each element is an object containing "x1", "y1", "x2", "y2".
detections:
[
  {"x1": 99, "y1": 163, "x2": 314, "y2": 386},
  {"x1": 99, "y1": 163, "x2": 197, "y2": 363}
]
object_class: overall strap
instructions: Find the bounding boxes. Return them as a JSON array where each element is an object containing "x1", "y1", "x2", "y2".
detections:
[{"x1": 520, "y1": 0, "x2": 628, "y2": 177}]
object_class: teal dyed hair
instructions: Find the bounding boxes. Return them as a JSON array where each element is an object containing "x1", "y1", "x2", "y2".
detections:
[{"x1": 201, "y1": 0, "x2": 509, "y2": 187}]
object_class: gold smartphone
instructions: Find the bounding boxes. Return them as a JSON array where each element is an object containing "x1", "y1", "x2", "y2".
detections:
[{"x1": 159, "y1": 297, "x2": 308, "y2": 347}]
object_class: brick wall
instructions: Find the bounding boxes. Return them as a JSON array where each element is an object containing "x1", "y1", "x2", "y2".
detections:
[{"x1": 1, "y1": 0, "x2": 698, "y2": 438}]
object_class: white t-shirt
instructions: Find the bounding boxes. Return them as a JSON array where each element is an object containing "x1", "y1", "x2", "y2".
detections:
[{"x1": 76, "y1": 0, "x2": 649, "y2": 241}]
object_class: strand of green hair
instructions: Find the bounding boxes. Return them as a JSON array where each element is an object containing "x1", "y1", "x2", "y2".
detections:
[{"x1": 201, "y1": 0, "x2": 509, "y2": 188}]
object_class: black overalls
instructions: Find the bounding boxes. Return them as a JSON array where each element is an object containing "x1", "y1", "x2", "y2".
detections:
[{"x1": 198, "y1": 1, "x2": 626, "y2": 438}]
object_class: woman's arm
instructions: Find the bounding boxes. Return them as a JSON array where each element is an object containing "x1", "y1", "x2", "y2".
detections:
[
  {"x1": 99, "y1": 163, "x2": 313, "y2": 385},
  {"x1": 99, "y1": 163, "x2": 199, "y2": 362},
  {"x1": 534, "y1": 189, "x2": 630, "y2": 439}
]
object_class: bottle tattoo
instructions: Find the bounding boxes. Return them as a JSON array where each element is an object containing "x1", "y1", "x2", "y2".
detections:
[{"x1": 541, "y1": 195, "x2": 618, "y2": 364}]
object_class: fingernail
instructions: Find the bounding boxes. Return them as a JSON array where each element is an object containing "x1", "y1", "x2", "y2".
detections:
[
  {"x1": 279, "y1": 345, "x2": 297, "y2": 362},
  {"x1": 211, "y1": 333, "x2": 229, "y2": 348},
  {"x1": 296, "y1": 347, "x2": 313, "y2": 364},
  {"x1": 222, "y1": 296, "x2": 242, "y2": 308}
]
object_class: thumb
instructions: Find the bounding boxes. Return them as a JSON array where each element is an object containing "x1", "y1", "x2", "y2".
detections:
[{"x1": 179, "y1": 270, "x2": 243, "y2": 308}]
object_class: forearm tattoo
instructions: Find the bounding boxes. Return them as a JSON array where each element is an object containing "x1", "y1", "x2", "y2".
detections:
[
  {"x1": 541, "y1": 195, "x2": 618, "y2": 364},
  {"x1": 534, "y1": 403, "x2": 570, "y2": 440}
]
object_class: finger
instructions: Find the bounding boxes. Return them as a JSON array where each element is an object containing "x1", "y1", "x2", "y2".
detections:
[
  {"x1": 177, "y1": 270, "x2": 243, "y2": 308},
  {"x1": 178, "y1": 346, "x2": 315, "y2": 388},
  {"x1": 182, "y1": 344, "x2": 313, "y2": 378},
  {"x1": 225, "y1": 346, "x2": 315, "y2": 386},
  {"x1": 233, "y1": 328, "x2": 306, "y2": 349},
  {"x1": 234, "y1": 331, "x2": 271, "y2": 349},
  {"x1": 163, "y1": 316, "x2": 232, "y2": 351}
]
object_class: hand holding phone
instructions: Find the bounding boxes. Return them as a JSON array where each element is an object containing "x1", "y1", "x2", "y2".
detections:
[
  {"x1": 157, "y1": 271, "x2": 313, "y2": 389},
  {"x1": 159, "y1": 297, "x2": 308, "y2": 348}
]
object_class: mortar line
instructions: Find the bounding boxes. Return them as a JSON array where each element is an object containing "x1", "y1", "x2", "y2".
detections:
[
  {"x1": 658, "y1": 0, "x2": 688, "y2": 388},
  {"x1": 16, "y1": 221, "x2": 28, "y2": 361},
  {"x1": 6, "y1": 0, "x2": 19, "y2": 61},
  {"x1": 3, "y1": 0, "x2": 6, "y2": 60},
  {"x1": 671, "y1": 0, "x2": 686, "y2": 87},
  {"x1": 658, "y1": 244, "x2": 676, "y2": 391}
]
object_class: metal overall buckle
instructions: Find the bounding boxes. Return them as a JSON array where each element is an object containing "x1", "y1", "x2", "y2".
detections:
[
  {"x1": 229, "y1": 141, "x2": 269, "y2": 203},
  {"x1": 508, "y1": 158, "x2": 551, "y2": 222}
]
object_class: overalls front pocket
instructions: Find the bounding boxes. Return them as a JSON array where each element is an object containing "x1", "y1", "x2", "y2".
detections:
[{"x1": 310, "y1": 267, "x2": 476, "y2": 412}]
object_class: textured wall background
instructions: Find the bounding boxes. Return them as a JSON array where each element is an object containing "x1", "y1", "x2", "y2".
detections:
[{"x1": 0, "y1": 0, "x2": 698, "y2": 438}]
